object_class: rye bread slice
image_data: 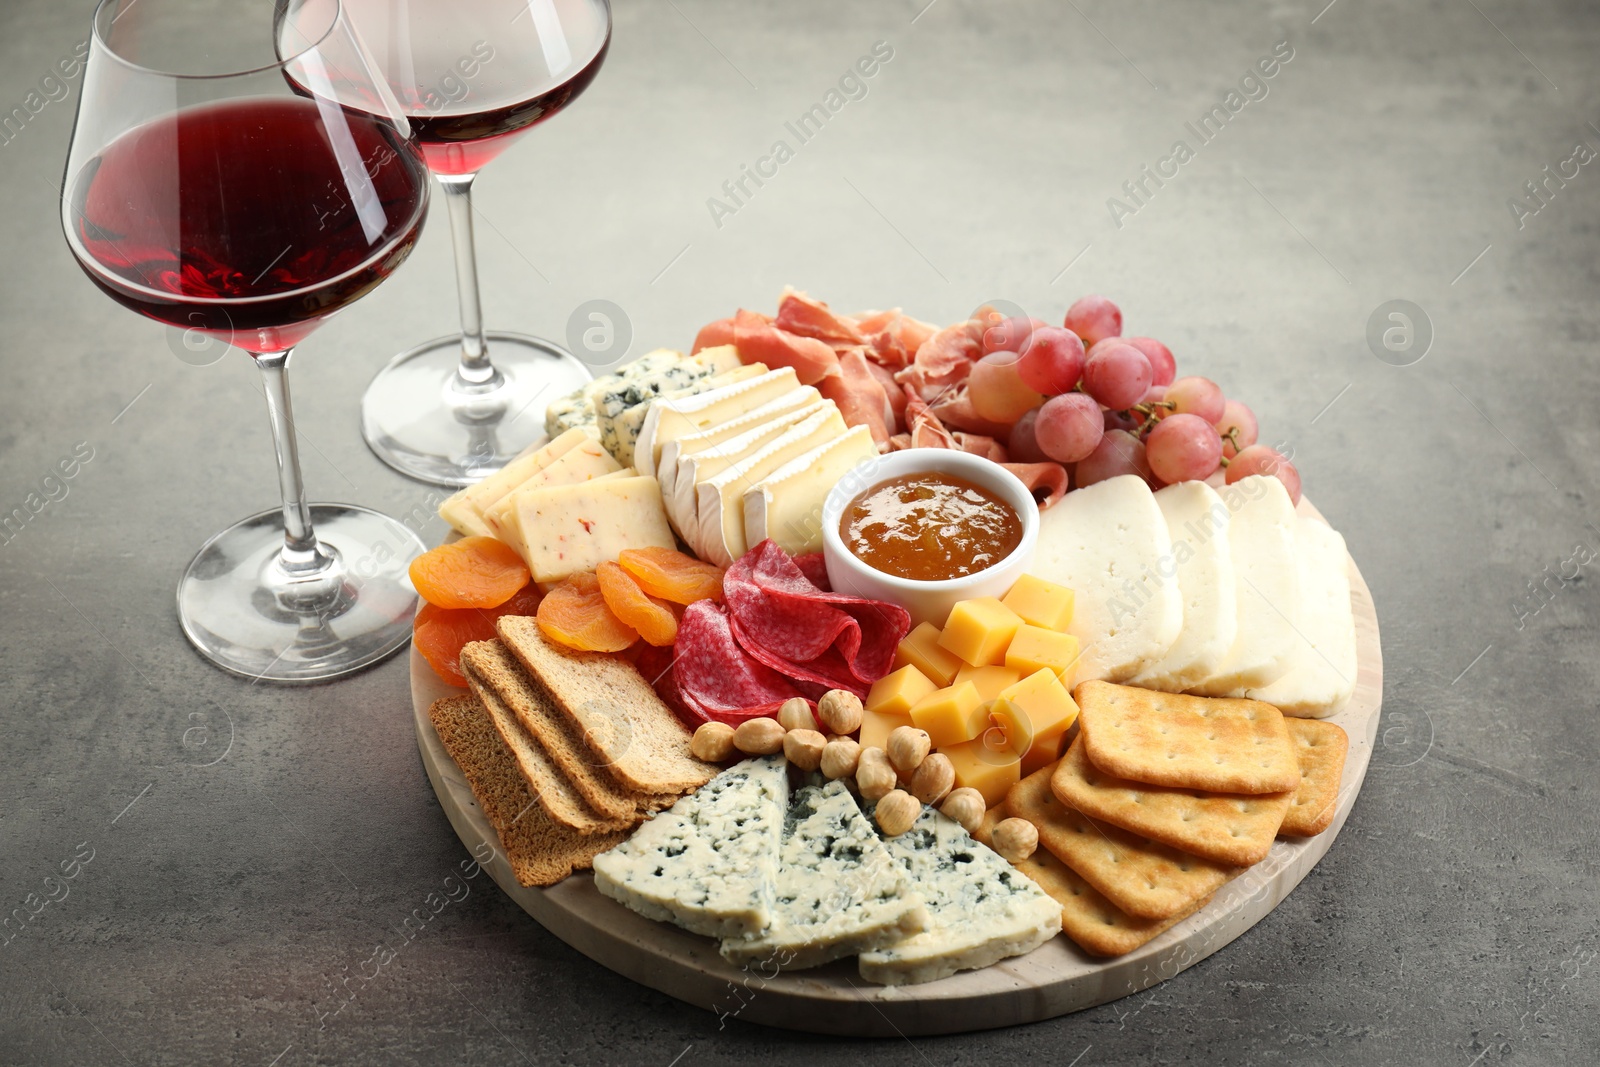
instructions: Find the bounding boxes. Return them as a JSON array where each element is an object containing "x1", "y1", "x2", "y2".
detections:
[
  {"x1": 461, "y1": 640, "x2": 646, "y2": 829},
  {"x1": 497, "y1": 616, "x2": 717, "y2": 795},
  {"x1": 426, "y1": 695, "x2": 627, "y2": 887}
]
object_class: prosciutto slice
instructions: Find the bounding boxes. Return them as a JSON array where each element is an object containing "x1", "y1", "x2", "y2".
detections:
[
  {"x1": 733, "y1": 308, "x2": 841, "y2": 384},
  {"x1": 774, "y1": 288, "x2": 864, "y2": 348},
  {"x1": 818, "y1": 347, "x2": 894, "y2": 449},
  {"x1": 1004, "y1": 462, "x2": 1070, "y2": 509},
  {"x1": 692, "y1": 316, "x2": 737, "y2": 354}
]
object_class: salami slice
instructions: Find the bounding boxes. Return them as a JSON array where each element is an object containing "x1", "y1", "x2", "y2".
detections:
[{"x1": 668, "y1": 599, "x2": 806, "y2": 724}]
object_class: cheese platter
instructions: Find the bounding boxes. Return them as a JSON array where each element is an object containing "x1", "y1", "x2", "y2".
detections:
[{"x1": 404, "y1": 290, "x2": 1383, "y2": 1035}]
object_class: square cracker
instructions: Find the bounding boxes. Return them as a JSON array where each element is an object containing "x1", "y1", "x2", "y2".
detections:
[
  {"x1": 1076, "y1": 680, "x2": 1300, "y2": 794},
  {"x1": 1006, "y1": 763, "x2": 1239, "y2": 920},
  {"x1": 976, "y1": 807, "x2": 1214, "y2": 957},
  {"x1": 427, "y1": 695, "x2": 627, "y2": 887},
  {"x1": 1279, "y1": 718, "x2": 1349, "y2": 837},
  {"x1": 1051, "y1": 736, "x2": 1291, "y2": 866}
]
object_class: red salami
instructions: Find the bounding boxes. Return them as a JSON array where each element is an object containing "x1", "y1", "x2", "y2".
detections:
[{"x1": 667, "y1": 599, "x2": 808, "y2": 725}]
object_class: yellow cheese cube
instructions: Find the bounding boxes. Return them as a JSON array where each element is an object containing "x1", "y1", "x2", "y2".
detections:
[
  {"x1": 866, "y1": 665, "x2": 936, "y2": 719},
  {"x1": 893, "y1": 622, "x2": 963, "y2": 687},
  {"x1": 943, "y1": 737, "x2": 1023, "y2": 808},
  {"x1": 953, "y1": 664, "x2": 1023, "y2": 703},
  {"x1": 1002, "y1": 573, "x2": 1075, "y2": 631},
  {"x1": 1005, "y1": 625, "x2": 1083, "y2": 684},
  {"x1": 997, "y1": 669, "x2": 1080, "y2": 775},
  {"x1": 987, "y1": 696, "x2": 1035, "y2": 757},
  {"x1": 938, "y1": 597, "x2": 1023, "y2": 667},
  {"x1": 1021, "y1": 720, "x2": 1073, "y2": 777},
  {"x1": 859, "y1": 707, "x2": 910, "y2": 753},
  {"x1": 908, "y1": 682, "x2": 987, "y2": 748}
]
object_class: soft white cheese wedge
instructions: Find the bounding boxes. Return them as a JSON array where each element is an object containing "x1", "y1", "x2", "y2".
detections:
[
  {"x1": 667, "y1": 404, "x2": 823, "y2": 541},
  {"x1": 1247, "y1": 516, "x2": 1357, "y2": 717},
  {"x1": 720, "y1": 780, "x2": 929, "y2": 971},
  {"x1": 743, "y1": 425, "x2": 878, "y2": 558},
  {"x1": 600, "y1": 363, "x2": 766, "y2": 468},
  {"x1": 1033, "y1": 474, "x2": 1183, "y2": 683},
  {"x1": 593, "y1": 756, "x2": 788, "y2": 940},
  {"x1": 1127, "y1": 481, "x2": 1238, "y2": 692},
  {"x1": 1190, "y1": 475, "x2": 1301, "y2": 696},
  {"x1": 635, "y1": 367, "x2": 799, "y2": 478},
  {"x1": 657, "y1": 389, "x2": 821, "y2": 516},
  {"x1": 857, "y1": 805, "x2": 1061, "y2": 986},
  {"x1": 695, "y1": 406, "x2": 847, "y2": 566}
]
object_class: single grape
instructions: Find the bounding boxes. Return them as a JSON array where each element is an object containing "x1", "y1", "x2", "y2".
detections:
[
  {"x1": 1008, "y1": 408, "x2": 1049, "y2": 463},
  {"x1": 1081, "y1": 342, "x2": 1152, "y2": 411},
  {"x1": 1015, "y1": 326, "x2": 1085, "y2": 395},
  {"x1": 1125, "y1": 337, "x2": 1176, "y2": 386},
  {"x1": 1074, "y1": 429, "x2": 1153, "y2": 488},
  {"x1": 1063, "y1": 295, "x2": 1122, "y2": 347},
  {"x1": 1145, "y1": 413, "x2": 1224, "y2": 484},
  {"x1": 982, "y1": 316, "x2": 1047, "y2": 356},
  {"x1": 1103, "y1": 405, "x2": 1138, "y2": 433},
  {"x1": 1225, "y1": 444, "x2": 1302, "y2": 504},
  {"x1": 969, "y1": 351, "x2": 1047, "y2": 423},
  {"x1": 1214, "y1": 399, "x2": 1258, "y2": 459},
  {"x1": 1165, "y1": 375, "x2": 1226, "y2": 424},
  {"x1": 1034, "y1": 393, "x2": 1104, "y2": 464}
]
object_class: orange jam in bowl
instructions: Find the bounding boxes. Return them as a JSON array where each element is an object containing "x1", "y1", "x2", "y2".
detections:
[{"x1": 839, "y1": 472, "x2": 1024, "y2": 582}]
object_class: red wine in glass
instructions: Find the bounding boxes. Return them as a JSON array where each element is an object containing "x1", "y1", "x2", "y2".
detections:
[
  {"x1": 71, "y1": 97, "x2": 429, "y2": 353},
  {"x1": 283, "y1": 0, "x2": 613, "y2": 485}
]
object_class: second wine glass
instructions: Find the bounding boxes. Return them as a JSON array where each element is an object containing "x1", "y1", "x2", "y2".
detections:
[{"x1": 337, "y1": 0, "x2": 611, "y2": 486}]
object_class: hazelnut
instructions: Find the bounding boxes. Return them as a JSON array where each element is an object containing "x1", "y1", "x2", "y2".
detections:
[
  {"x1": 820, "y1": 738, "x2": 861, "y2": 780},
  {"x1": 909, "y1": 753, "x2": 955, "y2": 806},
  {"x1": 816, "y1": 690, "x2": 865, "y2": 735},
  {"x1": 776, "y1": 697, "x2": 815, "y2": 733},
  {"x1": 886, "y1": 725, "x2": 931, "y2": 775},
  {"x1": 874, "y1": 789, "x2": 922, "y2": 837},
  {"x1": 992, "y1": 817, "x2": 1039, "y2": 863},
  {"x1": 782, "y1": 728, "x2": 826, "y2": 772},
  {"x1": 732, "y1": 717, "x2": 786, "y2": 756},
  {"x1": 855, "y1": 747, "x2": 898, "y2": 800},
  {"x1": 939, "y1": 788, "x2": 986, "y2": 834},
  {"x1": 690, "y1": 721, "x2": 736, "y2": 763}
]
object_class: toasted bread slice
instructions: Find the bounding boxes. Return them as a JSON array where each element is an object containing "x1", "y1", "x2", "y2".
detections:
[
  {"x1": 426, "y1": 695, "x2": 627, "y2": 887},
  {"x1": 497, "y1": 616, "x2": 717, "y2": 795}
]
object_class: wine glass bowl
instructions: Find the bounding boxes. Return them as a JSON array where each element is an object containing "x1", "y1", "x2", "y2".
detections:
[{"x1": 62, "y1": 0, "x2": 434, "y2": 682}]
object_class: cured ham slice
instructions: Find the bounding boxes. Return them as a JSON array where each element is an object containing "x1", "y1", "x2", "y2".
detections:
[
  {"x1": 691, "y1": 316, "x2": 737, "y2": 354},
  {"x1": 733, "y1": 308, "x2": 840, "y2": 385},
  {"x1": 774, "y1": 288, "x2": 864, "y2": 347},
  {"x1": 953, "y1": 433, "x2": 1009, "y2": 464},
  {"x1": 894, "y1": 316, "x2": 982, "y2": 401},
  {"x1": 1003, "y1": 462, "x2": 1070, "y2": 509},
  {"x1": 930, "y1": 386, "x2": 1014, "y2": 438},
  {"x1": 856, "y1": 309, "x2": 939, "y2": 358},
  {"x1": 818, "y1": 347, "x2": 893, "y2": 449},
  {"x1": 903, "y1": 385, "x2": 959, "y2": 450},
  {"x1": 863, "y1": 359, "x2": 907, "y2": 427}
]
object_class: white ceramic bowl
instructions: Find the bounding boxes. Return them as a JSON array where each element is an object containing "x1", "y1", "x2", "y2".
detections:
[{"x1": 822, "y1": 448, "x2": 1040, "y2": 628}]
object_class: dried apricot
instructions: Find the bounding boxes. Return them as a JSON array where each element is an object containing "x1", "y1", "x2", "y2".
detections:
[
  {"x1": 413, "y1": 583, "x2": 542, "y2": 686},
  {"x1": 536, "y1": 572, "x2": 639, "y2": 653},
  {"x1": 617, "y1": 546, "x2": 724, "y2": 605},
  {"x1": 409, "y1": 536, "x2": 530, "y2": 609},
  {"x1": 596, "y1": 561, "x2": 679, "y2": 647}
]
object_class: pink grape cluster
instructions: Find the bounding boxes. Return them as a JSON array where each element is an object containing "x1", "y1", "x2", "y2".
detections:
[{"x1": 973, "y1": 295, "x2": 1301, "y2": 503}]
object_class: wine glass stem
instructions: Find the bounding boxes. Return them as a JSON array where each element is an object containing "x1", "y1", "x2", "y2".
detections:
[
  {"x1": 253, "y1": 350, "x2": 332, "y2": 576},
  {"x1": 438, "y1": 173, "x2": 500, "y2": 391}
]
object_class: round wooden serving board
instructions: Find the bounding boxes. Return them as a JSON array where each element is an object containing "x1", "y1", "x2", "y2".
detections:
[{"x1": 410, "y1": 499, "x2": 1382, "y2": 1036}]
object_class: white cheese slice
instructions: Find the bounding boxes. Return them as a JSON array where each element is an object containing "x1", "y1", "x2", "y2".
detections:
[
  {"x1": 1190, "y1": 475, "x2": 1301, "y2": 696},
  {"x1": 694, "y1": 406, "x2": 847, "y2": 567},
  {"x1": 1247, "y1": 516, "x2": 1357, "y2": 717},
  {"x1": 482, "y1": 437, "x2": 621, "y2": 547},
  {"x1": 593, "y1": 756, "x2": 788, "y2": 940},
  {"x1": 435, "y1": 426, "x2": 594, "y2": 537},
  {"x1": 857, "y1": 805, "x2": 1061, "y2": 986},
  {"x1": 510, "y1": 475, "x2": 677, "y2": 583},
  {"x1": 666, "y1": 403, "x2": 824, "y2": 540},
  {"x1": 744, "y1": 425, "x2": 878, "y2": 558},
  {"x1": 635, "y1": 366, "x2": 799, "y2": 478},
  {"x1": 658, "y1": 390, "x2": 822, "y2": 517},
  {"x1": 720, "y1": 780, "x2": 929, "y2": 970},
  {"x1": 599, "y1": 363, "x2": 767, "y2": 468},
  {"x1": 1033, "y1": 474, "x2": 1183, "y2": 683},
  {"x1": 1127, "y1": 481, "x2": 1238, "y2": 692}
]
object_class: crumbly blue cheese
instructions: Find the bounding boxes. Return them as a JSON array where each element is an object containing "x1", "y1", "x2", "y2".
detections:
[
  {"x1": 599, "y1": 364, "x2": 765, "y2": 467},
  {"x1": 720, "y1": 781, "x2": 929, "y2": 971},
  {"x1": 544, "y1": 349, "x2": 690, "y2": 437},
  {"x1": 592, "y1": 756, "x2": 787, "y2": 939},
  {"x1": 858, "y1": 806, "x2": 1062, "y2": 986}
]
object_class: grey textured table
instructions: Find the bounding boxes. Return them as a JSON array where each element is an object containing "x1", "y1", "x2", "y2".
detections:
[{"x1": 3, "y1": 0, "x2": 1597, "y2": 1063}]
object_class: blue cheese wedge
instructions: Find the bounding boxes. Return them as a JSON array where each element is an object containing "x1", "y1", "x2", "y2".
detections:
[
  {"x1": 600, "y1": 363, "x2": 767, "y2": 467},
  {"x1": 720, "y1": 781, "x2": 929, "y2": 971},
  {"x1": 545, "y1": 349, "x2": 686, "y2": 436},
  {"x1": 593, "y1": 756, "x2": 788, "y2": 939},
  {"x1": 858, "y1": 805, "x2": 1062, "y2": 986}
]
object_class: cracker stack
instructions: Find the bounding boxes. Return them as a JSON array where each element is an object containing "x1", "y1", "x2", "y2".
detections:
[
  {"x1": 427, "y1": 620, "x2": 717, "y2": 888},
  {"x1": 1001, "y1": 680, "x2": 1348, "y2": 957}
]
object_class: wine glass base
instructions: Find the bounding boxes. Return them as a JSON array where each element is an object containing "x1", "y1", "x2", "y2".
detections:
[
  {"x1": 177, "y1": 505, "x2": 424, "y2": 684},
  {"x1": 361, "y1": 331, "x2": 594, "y2": 487}
]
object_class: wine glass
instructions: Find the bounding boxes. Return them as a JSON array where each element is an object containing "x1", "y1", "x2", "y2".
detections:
[
  {"x1": 62, "y1": 0, "x2": 433, "y2": 682},
  {"x1": 316, "y1": 0, "x2": 612, "y2": 486}
]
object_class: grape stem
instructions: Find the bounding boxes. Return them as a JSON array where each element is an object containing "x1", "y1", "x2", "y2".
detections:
[{"x1": 1126, "y1": 399, "x2": 1175, "y2": 438}]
